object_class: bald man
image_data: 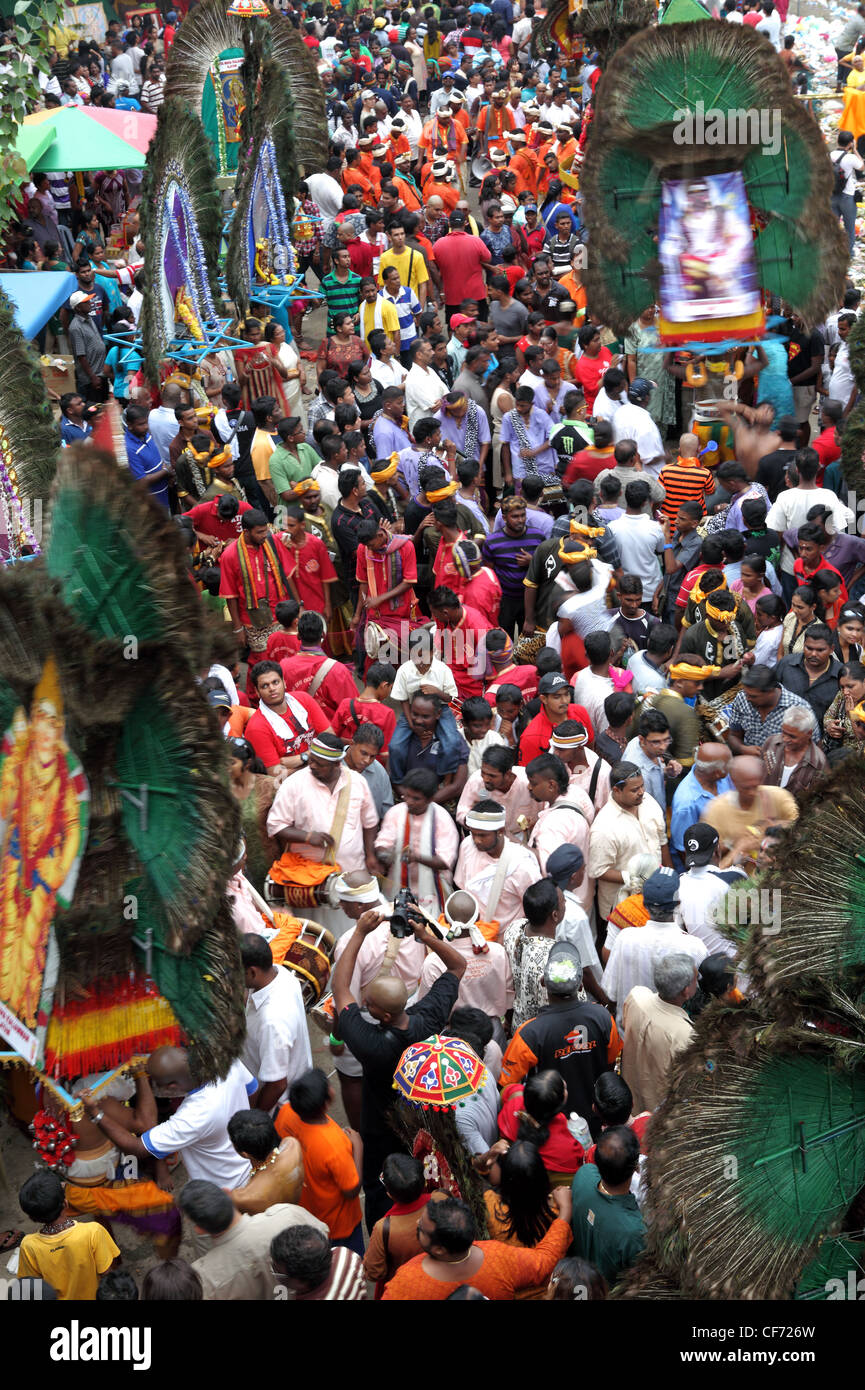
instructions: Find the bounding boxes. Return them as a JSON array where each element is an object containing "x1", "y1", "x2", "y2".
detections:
[
  {"x1": 657, "y1": 432, "x2": 715, "y2": 523},
  {"x1": 79, "y1": 1045, "x2": 258, "y2": 1189},
  {"x1": 700, "y1": 754, "x2": 798, "y2": 868},
  {"x1": 332, "y1": 905, "x2": 467, "y2": 1227},
  {"x1": 328, "y1": 870, "x2": 426, "y2": 1128}
]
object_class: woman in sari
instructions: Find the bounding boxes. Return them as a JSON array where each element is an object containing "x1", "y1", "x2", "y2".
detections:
[
  {"x1": 228, "y1": 737, "x2": 280, "y2": 893},
  {"x1": 265, "y1": 321, "x2": 304, "y2": 418},
  {"x1": 623, "y1": 304, "x2": 676, "y2": 434},
  {"x1": 235, "y1": 318, "x2": 290, "y2": 413}
]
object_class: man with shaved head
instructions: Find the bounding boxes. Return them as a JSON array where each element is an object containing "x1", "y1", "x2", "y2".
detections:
[
  {"x1": 700, "y1": 754, "x2": 799, "y2": 868},
  {"x1": 79, "y1": 1044, "x2": 258, "y2": 1190},
  {"x1": 332, "y1": 904, "x2": 467, "y2": 1227}
]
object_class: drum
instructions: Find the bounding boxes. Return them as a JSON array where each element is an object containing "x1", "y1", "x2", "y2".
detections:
[
  {"x1": 364, "y1": 619, "x2": 389, "y2": 660},
  {"x1": 264, "y1": 868, "x2": 341, "y2": 909},
  {"x1": 282, "y1": 921, "x2": 336, "y2": 1009}
]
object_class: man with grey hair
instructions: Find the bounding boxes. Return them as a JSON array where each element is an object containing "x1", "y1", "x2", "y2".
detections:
[
  {"x1": 760, "y1": 704, "x2": 827, "y2": 796},
  {"x1": 621, "y1": 951, "x2": 698, "y2": 1112}
]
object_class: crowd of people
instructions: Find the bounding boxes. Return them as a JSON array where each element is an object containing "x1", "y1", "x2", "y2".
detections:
[{"x1": 5, "y1": 0, "x2": 865, "y2": 1306}]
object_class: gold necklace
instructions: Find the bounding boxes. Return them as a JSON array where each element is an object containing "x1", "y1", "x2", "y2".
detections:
[{"x1": 252, "y1": 1150, "x2": 280, "y2": 1173}]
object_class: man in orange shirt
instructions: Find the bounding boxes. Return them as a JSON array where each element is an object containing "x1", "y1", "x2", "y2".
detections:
[
  {"x1": 423, "y1": 159, "x2": 460, "y2": 214},
  {"x1": 554, "y1": 123, "x2": 578, "y2": 172},
  {"x1": 277, "y1": 1068, "x2": 365, "y2": 1254},
  {"x1": 420, "y1": 105, "x2": 468, "y2": 175},
  {"x1": 449, "y1": 92, "x2": 471, "y2": 193},
  {"x1": 382, "y1": 1190, "x2": 573, "y2": 1299},
  {"x1": 477, "y1": 87, "x2": 516, "y2": 156},
  {"x1": 559, "y1": 252, "x2": 587, "y2": 323},
  {"x1": 386, "y1": 116, "x2": 412, "y2": 165},
  {"x1": 508, "y1": 130, "x2": 536, "y2": 197},
  {"x1": 343, "y1": 148, "x2": 377, "y2": 206},
  {"x1": 356, "y1": 136, "x2": 382, "y2": 197}
]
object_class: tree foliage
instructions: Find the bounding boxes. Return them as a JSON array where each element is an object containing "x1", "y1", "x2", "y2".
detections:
[{"x1": 0, "y1": 1, "x2": 68, "y2": 242}]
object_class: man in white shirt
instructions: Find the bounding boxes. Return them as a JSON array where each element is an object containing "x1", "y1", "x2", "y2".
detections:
[
  {"x1": 593, "y1": 368, "x2": 628, "y2": 424},
  {"x1": 546, "y1": 843, "x2": 608, "y2": 1005},
  {"x1": 82, "y1": 1046, "x2": 258, "y2": 1190},
  {"x1": 148, "y1": 384, "x2": 183, "y2": 464},
  {"x1": 602, "y1": 867, "x2": 706, "y2": 1029},
  {"x1": 109, "y1": 41, "x2": 138, "y2": 94},
  {"x1": 830, "y1": 132, "x2": 864, "y2": 256},
  {"x1": 677, "y1": 823, "x2": 746, "y2": 958},
  {"x1": 609, "y1": 479, "x2": 666, "y2": 601},
  {"x1": 766, "y1": 450, "x2": 854, "y2": 581},
  {"x1": 588, "y1": 761, "x2": 669, "y2": 922},
  {"x1": 240, "y1": 934, "x2": 313, "y2": 1112},
  {"x1": 621, "y1": 952, "x2": 698, "y2": 1112},
  {"x1": 612, "y1": 378, "x2": 666, "y2": 476},
  {"x1": 755, "y1": 1, "x2": 782, "y2": 50},
  {"x1": 306, "y1": 162, "x2": 346, "y2": 229}
]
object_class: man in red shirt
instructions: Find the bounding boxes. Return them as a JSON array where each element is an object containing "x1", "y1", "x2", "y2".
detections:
[
  {"x1": 429, "y1": 585, "x2": 492, "y2": 701},
  {"x1": 811, "y1": 399, "x2": 843, "y2": 478},
  {"x1": 244, "y1": 660, "x2": 331, "y2": 775},
  {"x1": 332, "y1": 661, "x2": 397, "y2": 752},
  {"x1": 336, "y1": 221, "x2": 375, "y2": 279},
  {"x1": 562, "y1": 420, "x2": 615, "y2": 487},
  {"x1": 185, "y1": 493, "x2": 253, "y2": 549},
  {"x1": 432, "y1": 502, "x2": 468, "y2": 592},
  {"x1": 279, "y1": 506, "x2": 338, "y2": 624},
  {"x1": 280, "y1": 612, "x2": 358, "y2": 723},
  {"x1": 484, "y1": 629, "x2": 539, "y2": 705},
  {"x1": 573, "y1": 326, "x2": 613, "y2": 416},
  {"x1": 219, "y1": 510, "x2": 297, "y2": 655},
  {"x1": 518, "y1": 673, "x2": 594, "y2": 765},
  {"x1": 432, "y1": 210, "x2": 492, "y2": 322}
]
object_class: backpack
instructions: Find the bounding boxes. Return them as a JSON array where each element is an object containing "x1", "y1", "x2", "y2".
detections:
[{"x1": 832, "y1": 150, "x2": 847, "y2": 198}]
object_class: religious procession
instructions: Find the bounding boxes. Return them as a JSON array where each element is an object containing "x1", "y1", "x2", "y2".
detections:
[{"x1": 1, "y1": 0, "x2": 865, "y2": 1339}]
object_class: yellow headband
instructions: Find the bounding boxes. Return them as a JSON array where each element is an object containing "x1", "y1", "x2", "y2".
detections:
[
  {"x1": 427, "y1": 480, "x2": 459, "y2": 502},
  {"x1": 706, "y1": 599, "x2": 735, "y2": 624},
  {"x1": 209, "y1": 447, "x2": 233, "y2": 469},
  {"x1": 668, "y1": 662, "x2": 721, "y2": 682},
  {"x1": 372, "y1": 458, "x2": 399, "y2": 482},
  {"x1": 291, "y1": 478, "x2": 318, "y2": 496},
  {"x1": 570, "y1": 520, "x2": 606, "y2": 540},
  {"x1": 558, "y1": 540, "x2": 596, "y2": 565},
  {"x1": 692, "y1": 574, "x2": 726, "y2": 607}
]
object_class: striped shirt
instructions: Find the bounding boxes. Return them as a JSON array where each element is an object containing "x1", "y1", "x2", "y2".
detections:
[
  {"x1": 481, "y1": 520, "x2": 550, "y2": 596},
  {"x1": 379, "y1": 286, "x2": 420, "y2": 346},
  {"x1": 656, "y1": 462, "x2": 714, "y2": 522},
  {"x1": 140, "y1": 77, "x2": 165, "y2": 109},
  {"x1": 320, "y1": 270, "x2": 362, "y2": 333},
  {"x1": 296, "y1": 1246, "x2": 367, "y2": 1301}
]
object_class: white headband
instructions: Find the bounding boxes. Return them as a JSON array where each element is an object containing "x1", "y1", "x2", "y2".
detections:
[{"x1": 334, "y1": 874, "x2": 381, "y2": 904}]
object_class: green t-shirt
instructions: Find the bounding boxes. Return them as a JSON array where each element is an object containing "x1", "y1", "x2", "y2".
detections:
[
  {"x1": 269, "y1": 442, "x2": 318, "y2": 499},
  {"x1": 570, "y1": 1163, "x2": 646, "y2": 1285}
]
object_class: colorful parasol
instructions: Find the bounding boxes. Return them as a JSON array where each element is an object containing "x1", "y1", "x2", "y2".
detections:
[
  {"x1": 394, "y1": 1034, "x2": 486, "y2": 1110},
  {"x1": 21, "y1": 108, "x2": 157, "y2": 172}
]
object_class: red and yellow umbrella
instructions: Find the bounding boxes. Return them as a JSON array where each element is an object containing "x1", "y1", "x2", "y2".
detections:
[{"x1": 395, "y1": 1034, "x2": 486, "y2": 1110}]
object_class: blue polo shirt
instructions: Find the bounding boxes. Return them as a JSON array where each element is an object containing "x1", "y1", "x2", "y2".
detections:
[{"x1": 124, "y1": 429, "x2": 170, "y2": 510}]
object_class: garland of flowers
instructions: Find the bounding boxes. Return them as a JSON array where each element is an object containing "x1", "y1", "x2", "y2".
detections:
[{"x1": 31, "y1": 1109, "x2": 77, "y2": 1168}]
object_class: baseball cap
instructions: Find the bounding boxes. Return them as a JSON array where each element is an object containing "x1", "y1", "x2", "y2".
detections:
[
  {"x1": 524, "y1": 202, "x2": 538, "y2": 212},
  {"x1": 207, "y1": 688, "x2": 232, "y2": 711},
  {"x1": 628, "y1": 376, "x2": 653, "y2": 403},
  {"x1": 361, "y1": 87, "x2": 375, "y2": 99},
  {"x1": 544, "y1": 941, "x2": 583, "y2": 995},
  {"x1": 538, "y1": 672, "x2": 570, "y2": 695},
  {"x1": 642, "y1": 867, "x2": 681, "y2": 910},
  {"x1": 545, "y1": 843, "x2": 585, "y2": 886},
  {"x1": 682, "y1": 823, "x2": 719, "y2": 868},
  {"x1": 449, "y1": 210, "x2": 466, "y2": 227},
  {"x1": 69, "y1": 291, "x2": 94, "y2": 308},
  {"x1": 450, "y1": 313, "x2": 477, "y2": 328}
]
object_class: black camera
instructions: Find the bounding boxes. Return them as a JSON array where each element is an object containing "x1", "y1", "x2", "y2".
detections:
[{"x1": 389, "y1": 888, "x2": 420, "y2": 939}]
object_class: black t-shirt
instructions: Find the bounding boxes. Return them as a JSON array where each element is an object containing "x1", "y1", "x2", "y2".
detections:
[
  {"x1": 551, "y1": 421, "x2": 593, "y2": 474},
  {"x1": 756, "y1": 447, "x2": 796, "y2": 503},
  {"x1": 338, "y1": 971, "x2": 460, "y2": 1181},
  {"x1": 786, "y1": 328, "x2": 824, "y2": 384},
  {"x1": 514, "y1": 998, "x2": 618, "y2": 1137},
  {"x1": 742, "y1": 526, "x2": 782, "y2": 568}
]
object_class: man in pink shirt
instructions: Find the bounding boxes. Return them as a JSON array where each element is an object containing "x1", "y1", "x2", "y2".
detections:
[
  {"x1": 526, "y1": 753, "x2": 594, "y2": 916},
  {"x1": 416, "y1": 889, "x2": 515, "y2": 1021},
  {"x1": 454, "y1": 800, "x2": 541, "y2": 937},
  {"x1": 266, "y1": 734, "x2": 380, "y2": 876},
  {"x1": 456, "y1": 745, "x2": 538, "y2": 839},
  {"x1": 432, "y1": 210, "x2": 492, "y2": 324}
]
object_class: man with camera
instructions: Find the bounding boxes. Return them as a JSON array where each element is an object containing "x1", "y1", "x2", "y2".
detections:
[{"x1": 332, "y1": 902, "x2": 467, "y2": 1228}]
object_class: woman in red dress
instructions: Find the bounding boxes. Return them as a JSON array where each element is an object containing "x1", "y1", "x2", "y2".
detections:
[{"x1": 234, "y1": 318, "x2": 290, "y2": 412}]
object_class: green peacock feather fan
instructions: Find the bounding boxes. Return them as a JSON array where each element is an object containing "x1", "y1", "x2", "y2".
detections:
[
  {"x1": 0, "y1": 288, "x2": 60, "y2": 550},
  {"x1": 164, "y1": 0, "x2": 327, "y2": 175},
  {"x1": 637, "y1": 1009, "x2": 865, "y2": 1299},
  {"x1": 44, "y1": 445, "x2": 214, "y2": 677},
  {"x1": 226, "y1": 55, "x2": 300, "y2": 313},
  {"x1": 581, "y1": 21, "x2": 847, "y2": 334},
  {"x1": 139, "y1": 99, "x2": 223, "y2": 381},
  {"x1": 840, "y1": 313, "x2": 865, "y2": 499},
  {"x1": 740, "y1": 758, "x2": 865, "y2": 1000}
]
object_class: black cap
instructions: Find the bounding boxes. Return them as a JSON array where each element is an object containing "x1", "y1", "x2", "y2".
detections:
[
  {"x1": 207, "y1": 688, "x2": 232, "y2": 710},
  {"x1": 682, "y1": 822, "x2": 719, "y2": 867},
  {"x1": 449, "y1": 210, "x2": 466, "y2": 228},
  {"x1": 539, "y1": 672, "x2": 570, "y2": 695},
  {"x1": 546, "y1": 843, "x2": 585, "y2": 885}
]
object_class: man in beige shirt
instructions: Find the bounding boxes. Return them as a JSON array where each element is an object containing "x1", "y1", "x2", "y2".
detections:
[
  {"x1": 700, "y1": 755, "x2": 798, "y2": 867},
  {"x1": 182, "y1": 1179, "x2": 326, "y2": 1300},
  {"x1": 621, "y1": 953, "x2": 698, "y2": 1113},
  {"x1": 588, "y1": 762, "x2": 670, "y2": 922}
]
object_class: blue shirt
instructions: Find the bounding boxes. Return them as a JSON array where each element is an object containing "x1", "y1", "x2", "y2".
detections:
[
  {"x1": 125, "y1": 429, "x2": 170, "y2": 510},
  {"x1": 60, "y1": 417, "x2": 92, "y2": 446},
  {"x1": 379, "y1": 286, "x2": 420, "y2": 347},
  {"x1": 372, "y1": 415, "x2": 412, "y2": 459},
  {"x1": 622, "y1": 737, "x2": 668, "y2": 810},
  {"x1": 499, "y1": 405, "x2": 557, "y2": 478},
  {"x1": 670, "y1": 767, "x2": 734, "y2": 853}
]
